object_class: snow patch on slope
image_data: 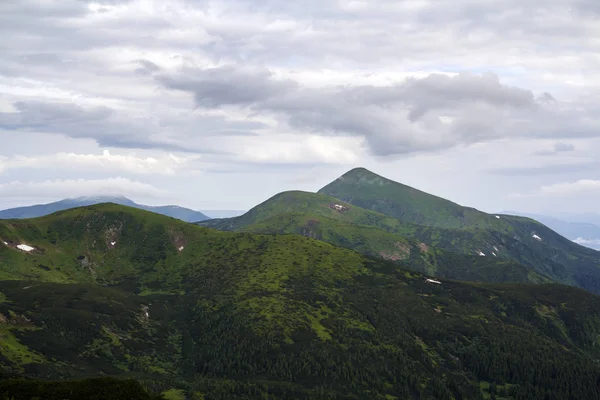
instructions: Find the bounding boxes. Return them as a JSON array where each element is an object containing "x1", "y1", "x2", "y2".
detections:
[{"x1": 17, "y1": 244, "x2": 35, "y2": 252}]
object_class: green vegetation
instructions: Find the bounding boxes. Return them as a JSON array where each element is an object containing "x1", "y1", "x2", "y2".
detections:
[
  {"x1": 0, "y1": 204, "x2": 599, "y2": 398},
  {"x1": 200, "y1": 169, "x2": 600, "y2": 294},
  {"x1": 0, "y1": 376, "x2": 164, "y2": 400},
  {"x1": 201, "y1": 202, "x2": 551, "y2": 285}
]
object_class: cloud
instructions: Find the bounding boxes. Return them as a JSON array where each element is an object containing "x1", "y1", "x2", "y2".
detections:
[
  {"x1": 158, "y1": 66, "x2": 595, "y2": 156},
  {"x1": 534, "y1": 142, "x2": 577, "y2": 156},
  {"x1": 0, "y1": 177, "x2": 162, "y2": 199},
  {"x1": 554, "y1": 142, "x2": 576, "y2": 152},
  {"x1": 0, "y1": 100, "x2": 267, "y2": 153},
  {"x1": 573, "y1": 238, "x2": 600, "y2": 246},
  {"x1": 0, "y1": 101, "x2": 181, "y2": 150},
  {"x1": 540, "y1": 180, "x2": 600, "y2": 196},
  {"x1": 512, "y1": 180, "x2": 600, "y2": 198},
  {"x1": 3, "y1": 0, "x2": 600, "y2": 160},
  {"x1": 159, "y1": 65, "x2": 298, "y2": 108},
  {"x1": 487, "y1": 162, "x2": 597, "y2": 176},
  {"x1": 0, "y1": 150, "x2": 198, "y2": 175}
]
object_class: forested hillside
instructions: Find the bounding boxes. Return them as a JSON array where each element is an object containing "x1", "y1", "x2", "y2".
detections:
[{"x1": 0, "y1": 205, "x2": 599, "y2": 399}]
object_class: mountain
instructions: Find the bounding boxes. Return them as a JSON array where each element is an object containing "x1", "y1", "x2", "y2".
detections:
[
  {"x1": 2, "y1": 204, "x2": 600, "y2": 399},
  {"x1": 319, "y1": 167, "x2": 509, "y2": 229},
  {"x1": 0, "y1": 196, "x2": 209, "y2": 222},
  {"x1": 198, "y1": 191, "x2": 551, "y2": 285},
  {"x1": 502, "y1": 211, "x2": 600, "y2": 251},
  {"x1": 552, "y1": 212, "x2": 600, "y2": 227},
  {"x1": 201, "y1": 168, "x2": 600, "y2": 295},
  {"x1": 200, "y1": 209, "x2": 246, "y2": 219}
]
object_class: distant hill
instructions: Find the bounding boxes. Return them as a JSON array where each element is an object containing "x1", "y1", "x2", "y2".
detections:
[
  {"x1": 0, "y1": 196, "x2": 209, "y2": 222},
  {"x1": 200, "y1": 209, "x2": 246, "y2": 219},
  {"x1": 2, "y1": 204, "x2": 600, "y2": 399},
  {"x1": 502, "y1": 211, "x2": 600, "y2": 251},
  {"x1": 552, "y1": 211, "x2": 600, "y2": 227}
]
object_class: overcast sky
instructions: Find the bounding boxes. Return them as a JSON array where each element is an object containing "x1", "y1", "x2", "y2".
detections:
[{"x1": 1, "y1": 0, "x2": 600, "y2": 214}]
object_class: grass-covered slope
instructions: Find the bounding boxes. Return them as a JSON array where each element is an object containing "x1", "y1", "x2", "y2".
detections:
[
  {"x1": 197, "y1": 190, "x2": 600, "y2": 292},
  {"x1": 199, "y1": 191, "x2": 550, "y2": 285},
  {"x1": 318, "y1": 167, "x2": 496, "y2": 229},
  {"x1": 313, "y1": 168, "x2": 600, "y2": 294},
  {"x1": 1, "y1": 204, "x2": 600, "y2": 399}
]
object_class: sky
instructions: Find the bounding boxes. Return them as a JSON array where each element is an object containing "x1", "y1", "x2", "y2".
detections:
[{"x1": 1, "y1": 0, "x2": 600, "y2": 214}]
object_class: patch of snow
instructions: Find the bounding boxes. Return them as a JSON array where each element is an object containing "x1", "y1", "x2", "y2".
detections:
[
  {"x1": 17, "y1": 244, "x2": 35, "y2": 252},
  {"x1": 478, "y1": 251, "x2": 486, "y2": 256},
  {"x1": 2, "y1": 241, "x2": 7, "y2": 246},
  {"x1": 493, "y1": 246, "x2": 499, "y2": 252},
  {"x1": 495, "y1": 215, "x2": 500, "y2": 219},
  {"x1": 425, "y1": 278, "x2": 441, "y2": 284},
  {"x1": 110, "y1": 241, "x2": 116, "y2": 246},
  {"x1": 145, "y1": 311, "x2": 149, "y2": 318},
  {"x1": 532, "y1": 234, "x2": 542, "y2": 241},
  {"x1": 178, "y1": 246, "x2": 184, "y2": 251},
  {"x1": 492, "y1": 252, "x2": 497, "y2": 256}
]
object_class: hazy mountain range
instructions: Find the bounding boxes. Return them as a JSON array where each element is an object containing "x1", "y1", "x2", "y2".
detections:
[{"x1": 0, "y1": 196, "x2": 245, "y2": 223}]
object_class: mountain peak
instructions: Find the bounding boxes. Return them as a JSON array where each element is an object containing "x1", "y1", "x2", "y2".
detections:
[{"x1": 336, "y1": 167, "x2": 390, "y2": 185}]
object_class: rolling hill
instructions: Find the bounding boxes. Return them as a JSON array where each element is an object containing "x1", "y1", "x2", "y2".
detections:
[
  {"x1": 0, "y1": 196, "x2": 209, "y2": 223},
  {"x1": 200, "y1": 169, "x2": 600, "y2": 295},
  {"x1": 1, "y1": 204, "x2": 600, "y2": 399}
]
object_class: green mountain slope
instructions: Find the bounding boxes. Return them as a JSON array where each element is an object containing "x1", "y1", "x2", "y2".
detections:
[
  {"x1": 2, "y1": 205, "x2": 600, "y2": 399},
  {"x1": 313, "y1": 168, "x2": 600, "y2": 294},
  {"x1": 318, "y1": 167, "x2": 502, "y2": 229},
  {"x1": 198, "y1": 191, "x2": 550, "y2": 285},
  {"x1": 197, "y1": 189, "x2": 600, "y2": 293}
]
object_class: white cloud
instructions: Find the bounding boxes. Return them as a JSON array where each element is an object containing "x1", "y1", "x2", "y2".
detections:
[
  {"x1": 0, "y1": 177, "x2": 162, "y2": 199},
  {"x1": 229, "y1": 134, "x2": 364, "y2": 165},
  {"x1": 573, "y1": 237, "x2": 600, "y2": 246},
  {"x1": 539, "y1": 180, "x2": 600, "y2": 196},
  {"x1": 0, "y1": 150, "x2": 198, "y2": 175}
]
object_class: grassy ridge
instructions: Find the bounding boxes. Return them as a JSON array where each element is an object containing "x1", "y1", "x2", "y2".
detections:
[
  {"x1": 318, "y1": 168, "x2": 600, "y2": 294},
  {"x1": 198, "y1": 169, "x2": 600, "y2": 294}
]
